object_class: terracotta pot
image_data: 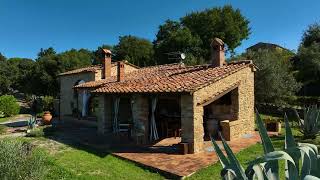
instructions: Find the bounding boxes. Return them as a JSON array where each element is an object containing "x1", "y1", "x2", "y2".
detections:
[{"x1": 42, "y1": 111, "x2": 52, "y2": 125}]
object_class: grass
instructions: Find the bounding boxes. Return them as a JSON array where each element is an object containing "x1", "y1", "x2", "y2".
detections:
[
  {"x1": 187, "y1": 135, "x2": 288, "y2": 179},
  {"x1": 0, "y1": 125, "x2": 8, "y2": 134},
  {"x1": 0, "y1": 116, "x2": 12, "y2": 123},
  {"x1": 0, "y1": 113, "x2": 312, "y2": 179},
  {"x1": 44, "y1": 149, "x2": 164, "y2": 180},
  {"x1": 0, "y1": 114, "x2": 31, "y2": 123}
]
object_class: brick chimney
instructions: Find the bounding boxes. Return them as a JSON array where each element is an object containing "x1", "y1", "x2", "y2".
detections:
[
  {"x1": 101, "y1": 49, "x2": 112, "y2": 79},
  {"x1": 211, "y1": 38, "x2": 225, "y2": 67},
  {"x1": 117, "y1": 61, "x2": 125, "y2": 81}
]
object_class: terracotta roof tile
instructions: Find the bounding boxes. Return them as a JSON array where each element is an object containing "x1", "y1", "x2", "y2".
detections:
[
  {"x1": 75, "y1": 60, "x2": 253, "y2": 93},
  {"x1": 58, "y1": 61, "x2": 139, "y2": 76}
]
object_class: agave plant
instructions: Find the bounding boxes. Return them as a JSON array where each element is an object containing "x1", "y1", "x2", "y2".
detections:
[
  {"x1": 27, "y1": 115, "x2": 36, "y2": 130},
  {"x1": 212, "y1": 110, "x2": 320, "y2": 180},
  {"x1": 294, "y1": 106, "x2": 320, "y2": 138}
]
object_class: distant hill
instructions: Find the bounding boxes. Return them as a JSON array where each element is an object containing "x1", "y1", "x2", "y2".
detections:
[{"x1": 246, "y1": 42, "x2": 292, "y2": 53}]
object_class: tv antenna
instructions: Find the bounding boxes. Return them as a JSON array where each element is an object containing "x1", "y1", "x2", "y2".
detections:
[{"x1": 165, "y1": 52, "x2": 186, "y2": 62}]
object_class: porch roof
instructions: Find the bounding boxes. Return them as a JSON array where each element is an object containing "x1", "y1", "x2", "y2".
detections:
[{"x1": 76, "y1": 60, "x2": 254, "y2": 94}]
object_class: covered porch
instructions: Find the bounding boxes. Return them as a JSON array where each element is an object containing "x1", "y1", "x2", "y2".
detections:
[{"x1": 96, "y1": 82, "x2": 248, "y2": 154}]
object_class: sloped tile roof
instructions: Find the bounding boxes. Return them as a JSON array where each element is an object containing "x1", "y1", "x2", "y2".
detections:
[
  {"x1": 75, "y1": 60, "x2": 254, "y2": 93},
  {"x1": 58, "y1": 61, "x2": 139, "y2": 76},
  {"x1": 58, "y1": 65, "x2": 104, "y2": 76}
]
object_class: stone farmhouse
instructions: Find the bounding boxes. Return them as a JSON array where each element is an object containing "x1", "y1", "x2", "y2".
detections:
[{"x1": 58, "y1": 38, "x2": 256, "y2": 153}]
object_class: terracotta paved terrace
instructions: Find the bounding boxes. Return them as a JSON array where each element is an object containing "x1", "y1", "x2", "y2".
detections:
[{"x1": 113, "y1": 132, "x2": 272, "y2": 178}]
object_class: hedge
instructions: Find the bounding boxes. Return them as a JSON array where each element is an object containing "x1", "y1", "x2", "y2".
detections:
[{"x1": 0, "y1": 95, "x2": 20, "y2": 117}]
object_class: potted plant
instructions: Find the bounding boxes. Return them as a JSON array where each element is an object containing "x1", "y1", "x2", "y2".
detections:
[
  {"x1": 264, "y1": 117, "x2": 281, "y2": 133},
  {"x1": 42, "y1": 111, "x2": 52, "y2": 125}
]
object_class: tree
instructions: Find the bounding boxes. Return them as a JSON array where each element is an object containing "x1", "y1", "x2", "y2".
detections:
[
  {"x1": 33, "y1": 48, "x2": 93, "y2": 96},
  {"x1": 6, "y1": 58, "x2": 35, "y2": 95},
  {"x1": 293, "y1": 23, "x2": 320, "y2": 96},
  {"x1": 0, "y1": 53, "x2": 6, "y2": 62},
  {"x1": 234, "y1": 49, "x2": 300, "y2": 104},
  {"x1": 181, "y1": 5, "x2": 250, "y2": 56},
  {"x1": 58, "y1": 48, "x2": 93, "y2": 71},
  {"x1": 113, "y1": 35, "x2": 154, "y2": 67},
  {"x1": 0, "y1": 61, "x2": 14, "y2": 95},
  {"x1": 154, "y1": 20, "x2": 204, "y2": 65},
  {"x1": 297, "y1": 44, "x2": 320, "y2": 83},
  {"x1": 301, "y1": 23, "x2": 320, "y2": 47},
  {"x1": 36, "y1": 47, "x2": 56, "y2": 59},
  {"x1": 154, "y1": 5, "x2": 250, "y2": 65}
]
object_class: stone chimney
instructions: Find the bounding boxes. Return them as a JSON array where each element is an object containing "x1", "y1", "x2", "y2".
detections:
[
  {"x1": 101, "y1": 49, "x2": 112, "y2": 79},
  {"x1": 117, "y1": 61, "x2": 125, "y2": 82},
  {"x1": 211, "y1": 38, "x2": 225, "y2": 67}
]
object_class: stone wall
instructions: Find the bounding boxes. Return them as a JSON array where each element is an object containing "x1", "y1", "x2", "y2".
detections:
[
  {"x1": 182, "y1": 66, "x2": 254, "y2": 152},
  {"x1": 60, "y1": 63, "x2": 138, "y2": 117},
  {"x1": 96, "y1": 95, "x2": 113, "y2": 134},
  {"x1": 180, "y1": 94, "x2": 204, "y2": 153},
  {"x1": 131, "y1": 94, "x2": 149, "y2": 143},
  {"x1": 60, "y1": 72, "x2": 96, "y2": 116}
]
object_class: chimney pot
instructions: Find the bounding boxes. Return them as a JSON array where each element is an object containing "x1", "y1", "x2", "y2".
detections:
[
  {"x1": 101, "y1": 49, "x2": 112, "y2": 79},
  {"x1": 211, "y1": 38, "x2": 225, "y2": 67},
  {"x1": 117, "y1": 61, "x2": 125, "y2": 82}
]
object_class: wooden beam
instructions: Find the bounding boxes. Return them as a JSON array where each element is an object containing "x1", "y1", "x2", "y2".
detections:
[{"x1": 197, "y1": 82, "x2": 240, "y2": 106}]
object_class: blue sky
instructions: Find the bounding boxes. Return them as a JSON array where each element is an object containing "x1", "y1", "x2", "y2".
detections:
[{"x1": 0, "y1": 0, "x2": 319, "y2": 59}]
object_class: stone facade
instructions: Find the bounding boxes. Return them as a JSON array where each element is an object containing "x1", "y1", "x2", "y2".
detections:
[
  {"x1": 60, "y1": 72, "x2": 96, "y2": 116},
  {"x1": 180, "y1": 66, "x2": 255, "y2": 153},
  {"x1": 93, "y1": 66, "x2": 254, "y2": 153},
  {"x1": 60, "y1": 63, "x2": 138, "y2": 116},
  {"x1": 180, "y1": 94, "x2": 204, "y2": 153},
  {"x1": 130, "y1": 95, "x2": 149, "y2": 143},
  {"x1": 96, "y1": 95, "x2": 113, "y2": 134}
]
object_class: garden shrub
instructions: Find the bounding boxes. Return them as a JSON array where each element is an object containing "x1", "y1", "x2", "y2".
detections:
[
  {"x1": 0, "y1": 139, "x2": 47, "y2": 180},
  {"x1": 42, "y1": 96, "x2": 54, "y2": 112},
  {"x1": 0, "y1": 111, "x2": 4, "y2": 118},
  {"x1": 0, "y1": 95, "x2": 20, "y2": 117},
  {"x1": 26, "y1": 128, "x2": 45, "y2": 137}
]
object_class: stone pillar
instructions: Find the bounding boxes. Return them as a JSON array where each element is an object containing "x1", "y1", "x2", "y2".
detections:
[
  {"x1": 181, "y1": 94, "x2": 204, "y2": 153},
  {"x1": 131, "y1": 94, "x2": 149, "y2": 143},
  {"x1": 96, "y1": 95, "x2": 113, "y2": 134},
  {"x1": 96, "y1": 95, "x2": 106, "y2": 134},
  {"x1": 104, "y1": 95, "x2": 113, "y2": 133}
]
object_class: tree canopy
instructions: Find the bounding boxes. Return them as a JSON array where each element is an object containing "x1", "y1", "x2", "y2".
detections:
[
  {"x1": 181, "y1": 5, "x2": 250, "y2": 56},
  {"x1": 234, "y1": 49, "x2": 300, "y2": 104},
  {"x1": 296, "y1": 23, "x2": 320, "y2": 85},
  {"x1": 154, "y1": 20, "x2": 204, "y2": 65},
  {"x1": 0, "y1": 53, "x2": 6, "y2": 62},
  {"x1": 154, "y1": 5, "x2": 250, "y2": 65},
  {"x1": 113, "y1": 35, "x2": 155, "y2": 67}
]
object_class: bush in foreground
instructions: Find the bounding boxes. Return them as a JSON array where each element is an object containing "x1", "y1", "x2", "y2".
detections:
[
  {"x1": 0, "y1": 139, "x2": 47, "y2": 180},
  {"x1": 0, "y1": 95, "x2": 20, "y2": 117}
]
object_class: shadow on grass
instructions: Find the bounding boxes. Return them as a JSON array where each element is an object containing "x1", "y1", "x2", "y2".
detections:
[{"x1": 40, "y1": 120, "x2": 177, "y2": 158}]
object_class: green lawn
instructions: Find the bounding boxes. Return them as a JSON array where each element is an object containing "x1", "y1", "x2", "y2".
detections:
[
  {"x1": 44, "y1": 148, "x2": 163, "y2": 180},
  {"x1": 1, "y1": 114, "x2": 311, "y2": 179},
  {"x1": 38, "y1": 134, "x2": 291, "y2": 180},
  {"x1": 187, "y1": 134, "x2": 289, "y2": 179},
  {"x1": 0, "y1": 114, "x2": 31, "y2": 123}
]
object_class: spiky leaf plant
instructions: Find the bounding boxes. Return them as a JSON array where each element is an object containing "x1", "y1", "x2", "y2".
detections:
[
  {"x1": 212, "y1": 110, "x2": 320, "y2": 180},
  {"x1": 294, "y1": 106, "x2": 320, "y2": 138}
]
